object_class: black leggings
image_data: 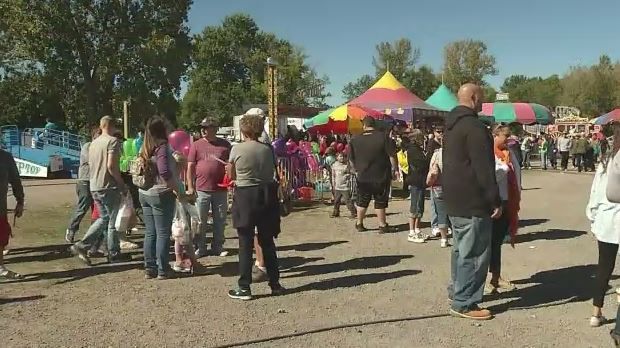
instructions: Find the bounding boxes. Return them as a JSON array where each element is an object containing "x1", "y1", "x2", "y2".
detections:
[{"x1": 593, "y1": 240, "x2": 618, "y2": 308}]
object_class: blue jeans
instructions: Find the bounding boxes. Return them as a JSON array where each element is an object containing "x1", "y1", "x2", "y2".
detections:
[
  {"x1": 430, "y1": 187, "x2": 449, "y2": 229},
  {"x1": 67, "y1": 181, "x2": 93, "y2": 232},
  {"x1": 139, "y1": 191, "x2": 176, "y2": 276},
  {"x1": 448, "y1": 215, "x2": 492, "y2": 312},
  {"x1": 77, "y1": 189, "x2": 121, "y2": 255},
  {"x1": 430, "y1": 188, "x2": 439, "y2": 229},
  {"x1": 195, "y1": 190, "x2": 228, "y2": 254}
]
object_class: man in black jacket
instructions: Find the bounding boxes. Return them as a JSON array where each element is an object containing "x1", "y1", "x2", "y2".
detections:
[{"x1": 443, "y1": 83, "x2": 502, "y2": 321}]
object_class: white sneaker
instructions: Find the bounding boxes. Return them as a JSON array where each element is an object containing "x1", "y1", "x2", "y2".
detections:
[
  {"x1": 431, "y1": 228, "x2": 441, "y2": 237},
  {"x1": 408, "y1": 232, "x2": 427, "y2": 244},
  {"x1": 590, "y1": 315, "x2": 606, "y2": 327},
  {"x1": 120, "y1": 240, "x2": 139, "y2": 250},
  {"x1": 440, "y1": 239, "x2": 450, "y2": 248}
]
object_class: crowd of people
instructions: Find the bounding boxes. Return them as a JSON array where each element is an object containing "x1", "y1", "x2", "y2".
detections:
[{"x1": 4, "y1": 82, "x2": 620, "y2": 345}]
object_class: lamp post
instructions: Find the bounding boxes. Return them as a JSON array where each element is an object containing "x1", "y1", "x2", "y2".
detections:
[{"x1": 266, "y1": 57, "x2": 278, "y2": 139}]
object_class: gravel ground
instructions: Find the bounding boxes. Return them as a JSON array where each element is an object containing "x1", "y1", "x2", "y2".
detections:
[{"x1": 0, "y1": 171, "x2": 614, "y2": 348}]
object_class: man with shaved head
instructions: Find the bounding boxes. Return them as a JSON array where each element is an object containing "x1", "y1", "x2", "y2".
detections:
[{"x1": 443, "y1": 83, "x2": 501, "y2": 320}]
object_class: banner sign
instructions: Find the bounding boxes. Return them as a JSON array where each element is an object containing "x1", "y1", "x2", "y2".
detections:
[{"x1": 15, "y1": 158, "x2": 48, "y2": 178}]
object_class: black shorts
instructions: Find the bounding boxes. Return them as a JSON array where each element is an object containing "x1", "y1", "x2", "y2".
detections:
[{"x1": 356, "y1": 180, "x2": 390, "y2": 209}]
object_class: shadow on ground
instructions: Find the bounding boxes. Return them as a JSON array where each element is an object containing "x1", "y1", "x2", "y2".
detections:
[
  {"x1": 518, "y1": 218, "x2": 550, "y2": 228},
  {"x1": 488, "y1": 264, "x2": 597, "y2": 314},
  {"x1": 516, "y1": 229, "x2": 587, "y2": 244},
  {"x1": 283, "y1": 255, "x2": 413, "y2": 279},
  {"x1": 287, "y1": 269, "x2": 421, "y2": 294},
  {"x1": 279, "y1": 241, "x2": 348, "y2": 252},
  {"x1": 0, "y1": 295, "x2": 45, "y2": 305}
]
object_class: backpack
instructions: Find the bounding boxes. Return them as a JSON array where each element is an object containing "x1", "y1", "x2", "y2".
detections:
[{"x1": 130, "y1": 155, "x2": 157, "y2": 190}]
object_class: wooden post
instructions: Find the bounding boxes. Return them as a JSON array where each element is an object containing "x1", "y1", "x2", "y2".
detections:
[{"x1": 123, "y1": 101, "x2": 129, "y2": 138}]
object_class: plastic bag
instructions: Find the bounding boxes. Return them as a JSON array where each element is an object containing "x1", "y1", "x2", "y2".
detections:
[
  {"x1": 115, "y1": 194, "x2": 136, "y2": 231},
  {"x1": 172, "y1": 201, "x2": 201, "y2": 245}
]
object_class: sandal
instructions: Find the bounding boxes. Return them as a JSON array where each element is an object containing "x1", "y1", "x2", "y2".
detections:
[{"x1": 0, "y1": 269, "x2": 24, "y2": 280}]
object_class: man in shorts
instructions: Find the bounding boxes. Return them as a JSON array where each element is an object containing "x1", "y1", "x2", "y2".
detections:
[
  {"x1": 349, "y1": 117, "x2": 397, "y2": 233},
  {"x1": 0, "y1": 149, "x2": 25, "y2": 279}
]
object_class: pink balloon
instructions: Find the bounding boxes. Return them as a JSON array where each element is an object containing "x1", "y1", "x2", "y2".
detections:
[
  {"x1": 330, "y1": 141, "x2": 337, "y2": 149},
  {"x1": 336, "y1": 143, "x2": 345, "y2": 152},
  {"x1": 182, "y1": 145, "x2": 191, "y2": 157},
  {"x1": 168, "y1": 130, "x2": 191, "y2": 153}
]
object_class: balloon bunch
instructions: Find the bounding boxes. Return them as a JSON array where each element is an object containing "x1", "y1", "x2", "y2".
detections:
[{"x1": 120, "y1": 138, "x2": 139, "y2": 172}]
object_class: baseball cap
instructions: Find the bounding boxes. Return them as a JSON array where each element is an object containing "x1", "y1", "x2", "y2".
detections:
[
  {"x1": 199, "y1": 117, "x2": 218, "y2": 128},
  {"x1": 244, "y1": 107, "x2": 266, "y2": 118}
]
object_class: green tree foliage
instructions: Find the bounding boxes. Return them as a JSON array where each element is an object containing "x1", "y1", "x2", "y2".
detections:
[
  {"x1": 483, "y1": 86, "x2": 497, "y2": 103},
  {"x1": 180, "y1": 14, "x2": 329, "y2": 128},
  {"x1": 1, "y1": 0, "x2": 192, "y2": 131},
  {"x1": 443, "y1": 39, "x2": 498, "y2": 91},
  {"x1": 342, "y1": 74, "x2": 375, "y2": 101},
  {"x1": 372, "y1": 39, "x2": 420, "y2": 80},
  {"x1": 342, "y1": 38, "x2": 439, "y2": 101},
  {"x1": 501, "y1": 74, "x2": 561, "y2": 107}
]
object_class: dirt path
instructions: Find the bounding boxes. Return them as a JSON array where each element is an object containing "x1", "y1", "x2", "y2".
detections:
[{"x1": 0, "y1": 171, "x2": 611, "y2": 347}]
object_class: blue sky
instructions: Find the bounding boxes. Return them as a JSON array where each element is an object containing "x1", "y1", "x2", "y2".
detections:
[{"x1": 189, "y1": 0, "x2": 620, "y2": 105}]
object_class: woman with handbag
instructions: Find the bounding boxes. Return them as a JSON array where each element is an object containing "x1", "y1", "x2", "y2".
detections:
[
  {"x1": 138, "y1": 116, "x2": 183, "y2": 280},
  {"x1": 226, "y1": 114, "x2": 285, "y2": 300}
]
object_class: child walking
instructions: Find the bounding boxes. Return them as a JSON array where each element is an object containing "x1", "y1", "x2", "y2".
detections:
[{"x1": 330, "y1": 152, "x2": 356, "y2": 218}]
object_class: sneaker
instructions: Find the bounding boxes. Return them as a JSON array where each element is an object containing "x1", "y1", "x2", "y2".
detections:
[
  {"x1": 252, "y1": 265, "x2": 269, "y2": 283},
  {"x1": 144, "y1": 270, "x2": 157, "y2": 279},
  {"x1": 440, "y1": 239, "x2": 450, "y2": 248},
  {"x1": 431, "y1": 228, "x2": 441, "y2": 238},
  {"x1": 107, "y1": 253, "x2": 131, "y2": 264},
  {"x1": 450, "y1": 306, "x2": 493, "y2": 320},
  {"x1": 87, "y1": 250, "x2": 105, "y2": 258},
  {"x1": 228, "y1": 288, "x2": 252, "y2": 301},
  {"x1": 195, "y1": 249, "x2": 208, "y2": 258},
  {"x1": 484, "y1": 282, "x2": 498, "y2": 295},
  {"x1": 590, "y1": 315, "x2": 606, "y2": 327},
  {"x1": 408, "y1": 232, "x2": 427, "y2": 244},
  {"x1": 271, "y1": 284, "x2": 286, "y2": 296},
  {"x1": 355, "y1": 222, "x2": 367, "y2": 232},
  {"x1": 65, "y1": 229, "x2": 76, "y2": 244},
  {"x1": 120, "y1": 240, "x2": 139, "y2": 250},
  {"x1": 378, "y1": 224, "x2": 391, "y2": 234},
  {"x1": 210, "y1": 250, "x2": 229, "y2": 257},
  {"x1": 173, "y1": 264, "x2": 192, "y2": 273},
  {"x1": 70, "y1": 245, "x2": 91, "y2": 266},
  {"x1": 495, "y1": 278, "x2": 517, "y2": 291}
]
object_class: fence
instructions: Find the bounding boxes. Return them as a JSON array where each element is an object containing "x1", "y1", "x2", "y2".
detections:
[{"x1": 276, "y1": 153, "x2": 357, "y2": 202}]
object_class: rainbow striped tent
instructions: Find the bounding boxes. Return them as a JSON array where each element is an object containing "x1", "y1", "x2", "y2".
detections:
[{"x1": 349, "y1": 71, "x2": 441, "y2": 121}]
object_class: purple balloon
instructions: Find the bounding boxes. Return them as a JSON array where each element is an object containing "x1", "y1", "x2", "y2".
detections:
[{"x1": 273, "y1": 138, "x2": 287, "y2": 157}]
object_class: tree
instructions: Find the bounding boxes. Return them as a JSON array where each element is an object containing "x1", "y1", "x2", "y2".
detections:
[
  {"x1": 372, "y1": 38, "x2": 420, "y2": 80},
  {"x1": 1, "y1": 0, "x2": 193, "y2": 131},
  {"x1": 443, "y1": 39, "x2": 498, "y2": 91},
  {"x1": 401, "y1": 65, "x2": 439, "y2": 100},
  {"x1": 342, "y1": 74, "x2": 375, "y2": 101},
  {"x1": 483, "y1": 86, "x2": 497, "y2": 103},
  {"x1": 501, "y1": 74, "x2": 562, "y2": 107},
  {"x1": 342, "y1": 38, "x2": 438, "y2": 101},
  {"x1": 181, "y1": 14, "x2": 328, "y2": 128}
]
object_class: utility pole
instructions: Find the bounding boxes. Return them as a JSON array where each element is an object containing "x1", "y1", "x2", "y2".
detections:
[
  {"x1": 123, "y1": 101, "x2": 129, "y2": 139},
  {"x1": 266, "y1": 57, "x2": 278, "y2": 139}
]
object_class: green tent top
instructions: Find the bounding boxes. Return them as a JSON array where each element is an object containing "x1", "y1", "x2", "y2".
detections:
[{"x1": 425, "y1": 84, "x2": 458, "y2": 112}]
